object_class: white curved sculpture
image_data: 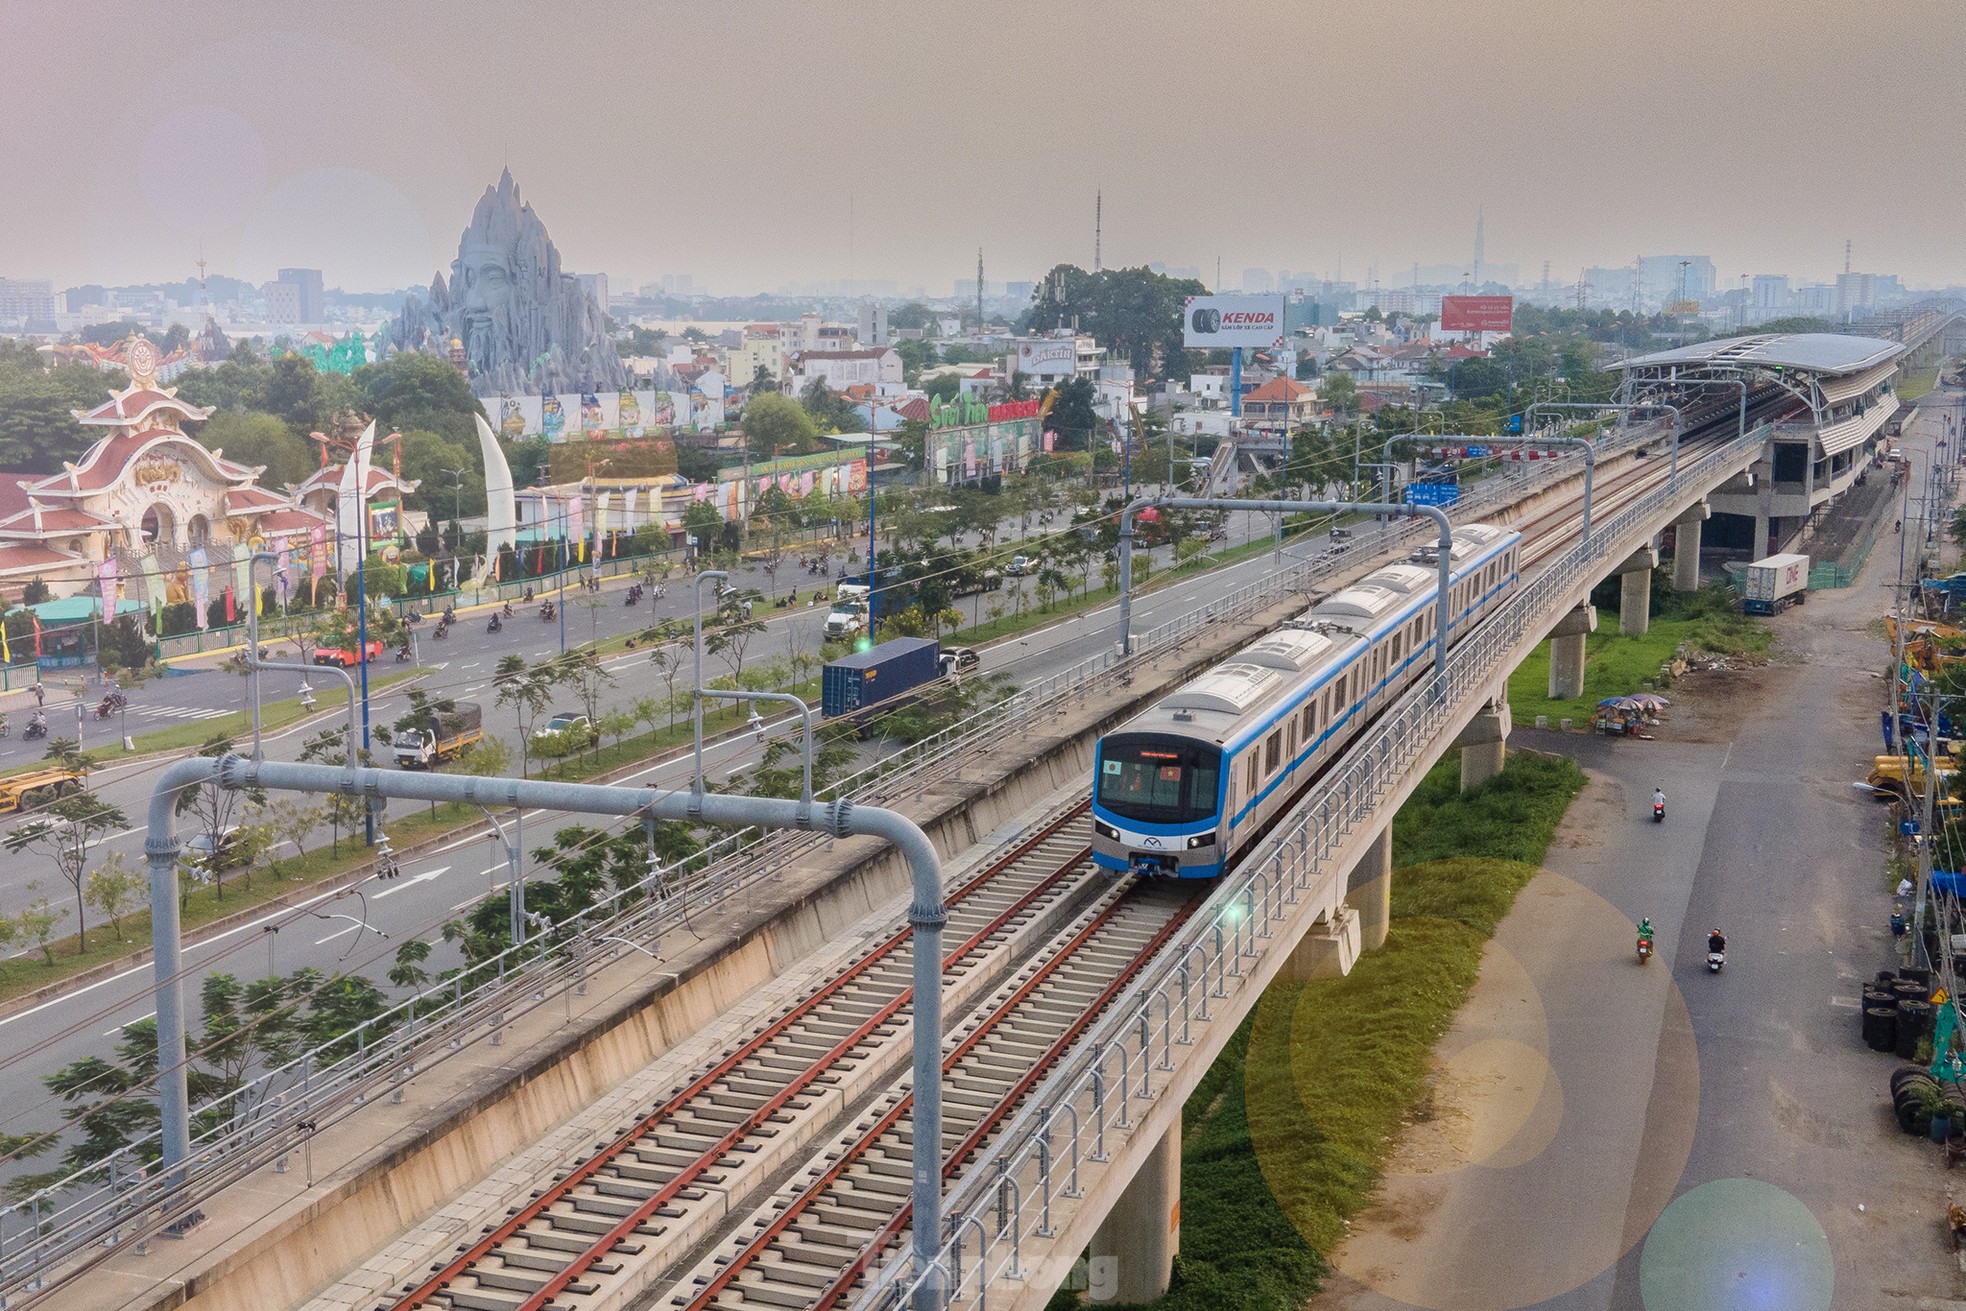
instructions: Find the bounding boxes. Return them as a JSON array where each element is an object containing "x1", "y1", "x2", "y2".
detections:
[
  {"x1": 335, "y1": 421, "x2": 376, "y2": 573},
  {"x1": 474, "y1": 412, "x2": 518, "y2": 555}
]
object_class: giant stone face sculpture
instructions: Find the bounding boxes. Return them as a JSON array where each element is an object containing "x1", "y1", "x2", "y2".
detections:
[{"x1": 387, "y1": 169, "x2": 627, "y2": 398}]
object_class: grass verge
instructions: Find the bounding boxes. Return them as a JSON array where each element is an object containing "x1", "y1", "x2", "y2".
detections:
[
  {"x1": 1123, "y1": 750, "x2": 1585, "y2": 1311},
  {"x1": 1506, "y1": 580, "x2": 1769, "y2": 726},
  {"x1": 1901, "y1": 366, "x2": 1939, "y2": 405}
]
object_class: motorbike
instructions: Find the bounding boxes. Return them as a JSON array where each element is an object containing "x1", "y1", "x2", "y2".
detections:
[
  {"x1": 501, "y1": 602, "x2": 515, "y2": 619},
  {"x1": 540, "y1": 603, "x2": 557, "y2": 622},
  {"x1": 0, "y1": 720, "x2": 10, "y2": 739},
  {"x1": 1636, "y1": 934, "x2": 1654, "y2": 965},
  {"x1": 95, "y1": 700, "x2": 116, "y2": 720},
  {"x1": 433, "y1": 622, "x2": 450, "y2": 641},
  {"x1": 1706, "y1": 950, "x2": 1725, "y2": 973},
  {"x1": 1652, "y1": 800, "x2": 1665, "y2": 823},
  {"x1": 24, "y1": 719, "x2": 47, "y2": 741},
  {"x1": 395, "y1": 644, "x2": 413, "y2": 663},
  {"x1": 487, "y1": 616, "x2": 503, "y2": 634}
]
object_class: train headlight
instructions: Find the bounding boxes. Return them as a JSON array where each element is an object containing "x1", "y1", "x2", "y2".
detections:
[
  {"x1": 1186, "y1": 831, "x2": 1218, "y2": 849},
  {"x1": 1094, "y1": 819, "x2": 1120, "y2": 840}
]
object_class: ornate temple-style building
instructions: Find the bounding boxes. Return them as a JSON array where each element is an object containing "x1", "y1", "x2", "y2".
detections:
[{"x1": 0, "y1": 336, "x2": 328, "y2": 606}]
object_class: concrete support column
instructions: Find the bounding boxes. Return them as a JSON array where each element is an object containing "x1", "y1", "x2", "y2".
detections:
[
  {"x1": 1089, "y1": 1118, "x2": 1180, "y2": 1304},
  {"x1": 1672, "y1": 515, "x2": 1704, "y2": 592},
  {"x1": 1456, "y1": 699, "x2": 1511, "y2": 791},
  {"x1": 1342, "y1": 825, "x2": 1394, "y2": 952},
  {"x1": 1546, "y1": 604, "x2": 1596, "y2": 701},
  {"x1": 1612, "y1": 545, "x2": 1659, "y2": 638},
  {"x1": 1619, "y1": 567, "x2": 1652, "y2": 637}
]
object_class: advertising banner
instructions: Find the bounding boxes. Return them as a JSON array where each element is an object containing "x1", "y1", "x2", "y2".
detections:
[
  {"x1": 491, "y1": 390, "x2": 698, "y2": 441},
  {"x1": 1439, "y1": 295, "x2": 1514, "y2": 333},
  {"x1": 1182, "y1": 295, "x2": 1286, "y2": 349},
  {"x1": 1015, "y1": 339, "x2": 1078, "y2": 378}
]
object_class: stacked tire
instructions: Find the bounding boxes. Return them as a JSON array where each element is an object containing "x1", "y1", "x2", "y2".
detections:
[{"x1": 1892, "y1": 1066, "x2": 1940, "y2": 1134}]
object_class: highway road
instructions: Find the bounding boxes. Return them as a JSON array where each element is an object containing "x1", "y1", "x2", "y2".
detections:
[
  {"x1": 1312, "y1": 395, "x2": 1960, "y2": 1310},
  {"x1": 0, "y1": 494, "x2": 1339, "y2": 1162}
]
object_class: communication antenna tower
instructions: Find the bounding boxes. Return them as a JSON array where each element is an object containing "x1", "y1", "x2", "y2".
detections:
[
  {"x1": 976, "y1": 248, "x2": 984, "y2": 333},
  {"x1": 1844, "y1": 238, "x2": 1853, "y2": 274},
  {"x1": 1094, "y1": 190, "x2": 1102, "y2": 273}
]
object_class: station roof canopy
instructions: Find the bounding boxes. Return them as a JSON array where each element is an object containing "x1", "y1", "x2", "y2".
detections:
[{"x1": 1615, "y1": 333, "x2": 1904, "y2": 377}]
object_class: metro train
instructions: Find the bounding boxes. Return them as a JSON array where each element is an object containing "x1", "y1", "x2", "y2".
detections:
[{"x1": 1091, "y1": 522, "x2": 1522, "y2": 879}]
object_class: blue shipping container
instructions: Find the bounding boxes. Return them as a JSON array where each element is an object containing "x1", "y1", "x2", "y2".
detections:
[{"x1": 821, "y1": 637, "x2": 942, "y2": 718}]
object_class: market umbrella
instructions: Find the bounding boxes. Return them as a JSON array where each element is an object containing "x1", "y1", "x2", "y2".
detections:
[
  {"x1": 1597, "y1": 696, "x2": 1643, "y2": 709},
  {"x1": 1629, "y1": 692, "x2": 1671, "y2": 710}
]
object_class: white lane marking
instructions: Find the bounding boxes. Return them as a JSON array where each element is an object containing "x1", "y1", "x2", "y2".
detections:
[
  {"x1": 461, "y1": 662, "x2": 481, "y2": 670},
  {"x1": 103, "y1": 1009, "x2": 155, "y2": 1036},
  {"x1": 0, "y1": 881, "x2": 351, "y2": 1031},
  {"x1": 372, "y1": 865, "x2": 451, "y2": 900},
  {"x1": 313, "y1": 923, "x2": 360, "y2": 945}
]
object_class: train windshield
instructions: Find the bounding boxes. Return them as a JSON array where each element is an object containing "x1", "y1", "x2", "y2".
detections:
[{"x1": 1096, "y1": 735, "x2": 1221, "y2": 825}]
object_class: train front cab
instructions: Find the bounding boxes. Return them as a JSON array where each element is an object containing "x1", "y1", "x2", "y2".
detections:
[{"x1": 1091, "y1": 733, "x2": 1224, "y2": 878}]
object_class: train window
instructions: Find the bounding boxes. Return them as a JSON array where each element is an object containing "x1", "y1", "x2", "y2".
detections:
[
  {"x1": 1264, "y1": 731, "x2": 1282, "y2": 775},
  {"x1": 1287, "y1": 718, "x2": 1297, "y2": 757},
  {"x1": 1302, "y1": 701, "x2": 1318, "y2": 739},
  {"x1": 1097, "y1": 735, "x2": 1223, "y2": 824},
  {"x1": 1246, "y1": 754, "x2": 1259, "y2": 793},
  {"x1": 1392, "y1": 632, "x2": 1403, "y2": 662}
]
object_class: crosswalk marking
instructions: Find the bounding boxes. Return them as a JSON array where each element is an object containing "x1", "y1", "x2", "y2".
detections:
[{"x1": 133, "y1": 705, "x2": 230, "y2": 721}]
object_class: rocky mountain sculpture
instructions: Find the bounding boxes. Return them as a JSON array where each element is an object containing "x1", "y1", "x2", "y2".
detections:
[{"x1": 385, "y1": 169, "x2": 627, "y2": 398}]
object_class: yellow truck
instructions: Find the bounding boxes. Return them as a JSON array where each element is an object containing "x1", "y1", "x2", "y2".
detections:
[{"x1": 0, "y1": 765, "x2": 89, "y2": 813}]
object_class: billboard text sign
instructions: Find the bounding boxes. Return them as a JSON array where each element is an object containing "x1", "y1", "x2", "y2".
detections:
[
  {"x1": 1439, "y1": 295, "x2": 1514, "y2": 333},
  {"x1": 1183, "y1": 295, "x2": 1286, "y2": 349}
]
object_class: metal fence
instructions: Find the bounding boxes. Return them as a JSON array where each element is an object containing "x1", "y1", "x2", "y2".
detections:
[
  {"x1": 853, "y1": 428, "x2": 1766, "y2": 1311},
  {"x1": 0, "y1": 416, "x2": 1689, "y2": 1303}
]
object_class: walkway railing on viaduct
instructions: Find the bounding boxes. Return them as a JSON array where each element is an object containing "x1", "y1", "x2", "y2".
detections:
[{"x1": 855, "y1": 425, "x2": 1767, "y2": 1311}]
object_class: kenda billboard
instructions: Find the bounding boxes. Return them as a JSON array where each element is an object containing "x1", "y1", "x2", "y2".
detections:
[
  {"x1": 1440, "y1": 294, "x2": 1514, "y2": 333},
  {"x1": 1182, "y1": 295, "x2": 1285, "y2": 349}
]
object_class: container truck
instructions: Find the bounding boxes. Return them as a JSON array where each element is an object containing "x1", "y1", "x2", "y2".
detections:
[
  {"x1": 1742, "y1": 553, "x2": 1809, "y2": 614},
  {"x1": 393, "y1": 702, "x2": 484, "y2": 768},
  {"x1": 821, "y1": 638, "x2": 941, "y2": 719}
]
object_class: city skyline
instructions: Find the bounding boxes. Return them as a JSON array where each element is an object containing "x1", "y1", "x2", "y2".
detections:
[{"x1": 4, "y1": 1, "x2": 1964, "y2": 296}]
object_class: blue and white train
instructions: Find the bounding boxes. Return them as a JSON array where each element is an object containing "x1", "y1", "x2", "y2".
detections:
[{"x1": 1092, "y1": 523, "x2": 1522, "y2": 879}]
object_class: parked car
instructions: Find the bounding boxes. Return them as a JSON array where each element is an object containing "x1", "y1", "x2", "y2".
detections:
[{"x1": 1006, "y1": 555, "x2": 1034, "y2": 576}]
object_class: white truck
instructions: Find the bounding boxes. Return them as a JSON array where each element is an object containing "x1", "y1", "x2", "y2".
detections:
[
  {"x1": 1742, "y1": 553, "x2": 1809, "y2": 615},
  {"x1": 393, "y1": 702, "x2": 484, "y2": 768}
]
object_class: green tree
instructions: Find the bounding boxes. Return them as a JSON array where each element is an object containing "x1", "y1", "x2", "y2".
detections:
[
  {"x1": 6, "y1": 793, "x2": 131, "y2": 951},
  {"x1": 495, "y1": 654, "x2": 553, "y2": 776},
  {"x1": 1019, "y1": 264, "x2": 1208, "y2": 381},
  {"x1": 353, "y1": 352, "x2": 482, "y2": 445},
  {"x1": 395, "y1": 427, "x2": 486, "y2": 520},
  {"x1": 83, "y1": 852, "x2": 144, "y2": 942},
  {"x1": 172, "y1": 736, "x2": 263, "y2": 901},
  {"x1": 196, "y1": 411, "x2": 314, "y2": 488},
  {"x1": 1046, "y1": 377, "x2": 1100, "y2": 452},
  {"x1": 742, "y1": 391, "x2": 819, "y2": 459},
  {"x1": 707, "y1": 594, "x2": 768, "y2": 679},
  {"x1": 1320, "y1": 371, "x2": 1360, "y2": 416}
]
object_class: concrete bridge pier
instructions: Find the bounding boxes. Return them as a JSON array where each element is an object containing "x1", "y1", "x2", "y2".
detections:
[
  {"x1": 1614, "y1": 545, "x2": 1661, "y2": 637},
  {"x1": 1547, "y1": 604, "x2": 1597, "y2": 700},
  {"x1": 1456, "y1": 698, "x2": 1512, "y2": 791},
  {"x1": 1671, "y1": 499, "x2": 1711, "y2": 592},
  {"x1": 1342, "y1": 825, "x2": 1393, "y2": 952},
  {"x1": 1088, "y1": 1118, "x2": 1181, "y2": 1304}
]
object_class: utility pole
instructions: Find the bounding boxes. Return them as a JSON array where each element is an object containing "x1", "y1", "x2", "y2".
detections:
[
  {"x1": 1094, "y1": 190, "x2": 1102, "y2": 273},
  {"x1": 976, "y1": 248, "x2": 984, "y2": 336}
]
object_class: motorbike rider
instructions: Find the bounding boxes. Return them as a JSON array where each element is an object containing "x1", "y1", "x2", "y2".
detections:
[
  {"x1": 28, "y1": 710, "x2": 46, "y2": 734},
  {"x1": 1637, "y1": 916, "x2": 1656, "y2": 943},
  {"x1": 1653, "y1": 786, "x2": 1666, "y2": 813},
  {"x1": 502, "y1": 601, "x2": 515, "y2": 618},
  {"x1": 1707, "y1": 927, "x2": 1727, "y2": 956}
]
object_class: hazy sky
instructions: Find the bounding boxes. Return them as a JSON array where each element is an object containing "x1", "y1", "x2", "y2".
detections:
[{"x1": 6, "y1": 0, "x2": 1964, "y2": 297}]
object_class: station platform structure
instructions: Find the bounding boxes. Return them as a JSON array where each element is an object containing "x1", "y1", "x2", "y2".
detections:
[{"x1": 1618, "y1": 332, "x2": 1907, "y2": 557}]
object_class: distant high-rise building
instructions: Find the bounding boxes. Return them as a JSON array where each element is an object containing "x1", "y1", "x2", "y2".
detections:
[
  {"x1": 262, "y1": 281, "x2": 302, "y2": 324},
  {"x1": 1637, "y1": 255, "x2": 1716, "y2": 306},
  {"x1": 856, "y1": 302, "x2": 889, "y2": 347},
  {"x1": 0, "y1": 278, "x2": 55, "y2": 324},
  {"x1": 1835, "y1": 272, "x2": 1879, "y2": 318},
  {"x1": 1005, "y1": 281, "x2": 1035, "y2": 303},
  {"x1": 64, "y1": 284, "x2": 108, "y2": 313},
  {"x1": 661, "y1": 273, "x2": 694, "y2": 295},
  {"x1": 1749, "y1": 274, "x2": 1790, "y2": 310},
  {"x1": 1242, "y1": 267, "x2": 1273, "y2": 294},
  {"x1": 275, "y1": 268, "x2": 324, "y2": 323}
]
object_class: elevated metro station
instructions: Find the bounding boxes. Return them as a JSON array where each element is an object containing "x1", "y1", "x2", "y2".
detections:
[{"x1": 1618, "y1": 331, "x2": 1907, "y2": 557}]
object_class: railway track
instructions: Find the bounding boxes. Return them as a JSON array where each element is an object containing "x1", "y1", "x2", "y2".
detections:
[
  {"x1": 662, "y1": 881, "x2": 1199, "y2": 1311},
  {"x1": 387, "y1": 802, "x2": 1100, "y2": 1311}
]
